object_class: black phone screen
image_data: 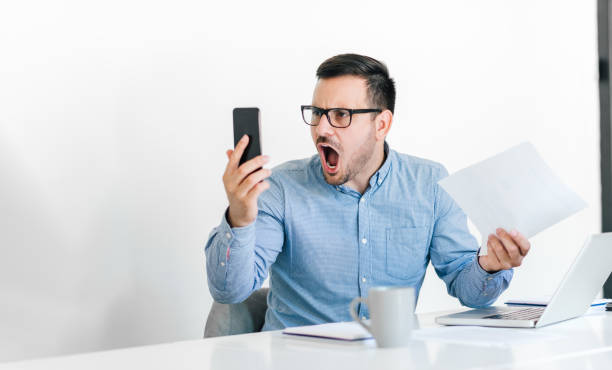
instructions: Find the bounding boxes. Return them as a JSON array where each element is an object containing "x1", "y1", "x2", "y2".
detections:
[{"x1": 233, "y1": 107, "x2": 262, "y2": 166}]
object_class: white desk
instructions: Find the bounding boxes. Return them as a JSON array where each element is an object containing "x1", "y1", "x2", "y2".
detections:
[{"x1": 2, "y1": 309, "x2": 612, "y2": 370}]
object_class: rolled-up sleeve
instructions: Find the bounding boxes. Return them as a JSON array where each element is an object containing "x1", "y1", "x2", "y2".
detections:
[
  {"x1": 204, "y1": 173, "x2": 285, "y2": 304},
  {"x1": 429, "y1": 166, "x2": 513, "y2": 308}
]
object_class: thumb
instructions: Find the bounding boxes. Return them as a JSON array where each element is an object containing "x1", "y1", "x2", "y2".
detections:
[{"x1": 226, "y1": 150, "x2": 233, "y2": 160}]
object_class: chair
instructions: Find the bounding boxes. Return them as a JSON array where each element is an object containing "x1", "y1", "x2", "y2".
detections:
[{"x1": 204, "y1": 288, "x2": 269, "y2": 338}]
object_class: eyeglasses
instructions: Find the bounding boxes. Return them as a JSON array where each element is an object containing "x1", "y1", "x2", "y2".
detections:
[{"x1": 301, "y1": 105, "x2": 382, "y2": 128}]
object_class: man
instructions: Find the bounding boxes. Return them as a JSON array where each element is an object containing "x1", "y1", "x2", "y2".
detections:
[{"x1": 205, "y1": 54, "x2": 530, "y2": 331}]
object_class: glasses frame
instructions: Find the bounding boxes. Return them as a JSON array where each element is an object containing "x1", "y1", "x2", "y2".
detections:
[{"x1": 300, "y1": 105, "x2": 382, "y2": 128}]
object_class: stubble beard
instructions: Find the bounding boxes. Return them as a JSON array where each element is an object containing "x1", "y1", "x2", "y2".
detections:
[{"x1": 322, "y1": 131, "x2": 377, "y2": 187}]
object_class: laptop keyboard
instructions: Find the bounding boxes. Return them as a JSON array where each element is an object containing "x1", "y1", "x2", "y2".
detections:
[{"x1": 483, "y1": 307, "x2": 545, "y2": 321}]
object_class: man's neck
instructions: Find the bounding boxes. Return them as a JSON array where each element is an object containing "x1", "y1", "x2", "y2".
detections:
[{"x1": 345, "y1": 144, "x2": 387, "y2": 194}]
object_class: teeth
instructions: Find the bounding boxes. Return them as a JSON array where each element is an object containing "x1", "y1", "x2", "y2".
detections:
[{"x1": 326, "y1": 161, "x2": 336, "y2": 169}]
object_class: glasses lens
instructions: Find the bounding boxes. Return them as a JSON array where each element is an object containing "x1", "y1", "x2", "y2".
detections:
[
  {"x1": 329, "y1": 109, "x2": 351, "y2": 127},
  {"x1": 302, "y1": 107, "x2": 321, "y2": 126}
]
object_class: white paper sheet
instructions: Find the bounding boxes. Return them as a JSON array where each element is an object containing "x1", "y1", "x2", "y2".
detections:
[{"x1": 438, "y1": 142, "x2": 587, "y2": 255}]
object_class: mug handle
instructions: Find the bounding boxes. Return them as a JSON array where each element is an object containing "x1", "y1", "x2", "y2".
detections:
[{"x1": 349, "y1": 297, "x2": 372, "y2": 334}]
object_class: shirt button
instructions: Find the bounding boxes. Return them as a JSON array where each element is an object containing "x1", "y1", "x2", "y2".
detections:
[
  {"x1": 220, "y1": 262, "x2": 225, "y2": 267},
  {"x1": 377, "y1": 178, "x2": 382, "y2": 185},
  {"x1": 225, "y1": 232, "x2": 231, "y2": 239},
  {"x1": 483, "y1": 292, "x2": 488, "y2": 296},
  {"x1": 362, "y1": 277, "x2": 367, "y2": 283},
  {"x1": 360, "y1": 197, "x2": 365, "y2": 203},
  {"x1": 362, "y1": 316, "x2": 366, "y2": 321},
  {"x1": 487, "y1": 277, "x2": 493, "y2": 281},
  {"x1": 361, "y1": 238, "x2": 367, "y2": 244}
]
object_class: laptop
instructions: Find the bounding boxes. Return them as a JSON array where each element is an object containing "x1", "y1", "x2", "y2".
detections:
[{"x1": 435, "y1": 233, "x2": 612, "y2": 328}]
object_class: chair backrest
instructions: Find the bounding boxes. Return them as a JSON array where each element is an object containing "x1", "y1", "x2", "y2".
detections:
[{"x1": 204, "y1": 288, "x2": 269, "y2": 338}]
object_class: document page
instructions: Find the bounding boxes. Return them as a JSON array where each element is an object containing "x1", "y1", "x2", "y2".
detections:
[{"x1": 438, "y1": 142, "x2": 587, "y2": 255}]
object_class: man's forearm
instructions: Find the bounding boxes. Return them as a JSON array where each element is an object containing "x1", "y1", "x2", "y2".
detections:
[
  {"x1": 449, "y1": 255, "x2": 513, "y2": 308},
  {"x1": 204, "y1": 214, "x2": 259, "y2": 304}
]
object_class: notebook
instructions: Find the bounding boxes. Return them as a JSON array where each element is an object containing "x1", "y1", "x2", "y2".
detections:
[{"x1": 282, "y1": 321, "x2": 372, "y2": 341}]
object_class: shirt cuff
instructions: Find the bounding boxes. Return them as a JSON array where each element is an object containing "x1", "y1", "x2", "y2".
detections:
[
  {"x1": 471, "y1": 254, "x2": 507, "y2": 279},
  {"x1": 469, "y1": 255, "x2": 513, "y2": 302},
  {"x1": 219, "y1": 208, "x2": 256, "y2": 250}
]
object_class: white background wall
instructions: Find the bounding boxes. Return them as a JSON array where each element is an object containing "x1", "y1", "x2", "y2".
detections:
[{"x1": 0, "y1": 0, "x2": 600, "y2": 363}]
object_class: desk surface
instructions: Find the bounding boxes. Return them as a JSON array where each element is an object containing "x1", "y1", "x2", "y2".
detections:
[{"x1": 3, "y1": 308, "x2": 612, "y2": 370}]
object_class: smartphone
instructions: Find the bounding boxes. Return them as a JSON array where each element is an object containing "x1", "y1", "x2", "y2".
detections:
[{"x1": 233, "y1": 107, "x2": 262, "y2": 166}]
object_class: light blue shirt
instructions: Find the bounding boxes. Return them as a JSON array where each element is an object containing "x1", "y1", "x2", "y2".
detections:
[{"x1": 205, "y1": 143, "x2": 513, "y2": 330}]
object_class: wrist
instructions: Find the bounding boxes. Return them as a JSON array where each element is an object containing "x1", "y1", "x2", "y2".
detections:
[
  {"x1": 224, "y1": 208, "x2": 234, "y2": 228},
  {"x1": 226, "y1": 207, "x2": 252, "y2": 228},
  {"x1": 478, "y1": 255, "x2": 500, "y2": 274}
]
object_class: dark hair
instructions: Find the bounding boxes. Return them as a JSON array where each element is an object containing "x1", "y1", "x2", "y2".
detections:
[{"x1": 316, "y1": 54, "x2": 396, "y2": 113}]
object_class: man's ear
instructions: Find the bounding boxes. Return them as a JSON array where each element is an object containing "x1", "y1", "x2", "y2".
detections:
[{"x1": 375, "y1": 110, "x2": 393, "y2": 141}]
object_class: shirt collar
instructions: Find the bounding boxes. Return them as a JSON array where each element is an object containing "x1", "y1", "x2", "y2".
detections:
[{"x1": 368, "y1": 141, "x2": 392, "y2": 189}]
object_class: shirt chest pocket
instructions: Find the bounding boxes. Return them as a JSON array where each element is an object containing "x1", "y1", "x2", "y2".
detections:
[{"x1": 385, "y1": 226, "x2": 430, "y2": 279}]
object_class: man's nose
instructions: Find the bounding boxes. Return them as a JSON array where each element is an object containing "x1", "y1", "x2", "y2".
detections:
[{"x1": 315, "y1": 113, "x2": 335, "y2": 136}]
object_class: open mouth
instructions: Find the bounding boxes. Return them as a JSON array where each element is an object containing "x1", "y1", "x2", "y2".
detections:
[{"x1": 318, "y1": 144, "x2": 340, "y2": 175}]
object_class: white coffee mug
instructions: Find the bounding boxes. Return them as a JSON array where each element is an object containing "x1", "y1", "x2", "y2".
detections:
[{"x1": 349, "y1": 286, "x2": 415, "y2": 348}]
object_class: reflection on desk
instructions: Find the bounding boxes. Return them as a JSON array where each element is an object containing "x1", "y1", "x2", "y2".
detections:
[{"x1": 2, "y1": 309, "x2": 612, "y2": 370}]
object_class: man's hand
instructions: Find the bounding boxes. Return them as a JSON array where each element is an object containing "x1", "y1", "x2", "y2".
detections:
[
  {"x1": 478, "y1": 228, "x2": 531, "y2": 273},
  {"x1": 223, "y1": 135, "x2": 271, "y2": 228}
]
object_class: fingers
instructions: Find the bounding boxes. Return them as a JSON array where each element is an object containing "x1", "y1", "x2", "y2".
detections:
[
  {"x1": 509, "y1": 229, "x2": 531, "y2": 256},
  {"x1": 483, "y1": 240, "x2": 503, "y2": 272},
  {"x1": 225, "y1": 155, "x2": 270, "y2": 191},
  {"x1": 495, "y1": 228, "x2": 522, "y2": 261},
  {"x1": 483, "y1": 229, "x2": 530, "y2": 272},
  {"x1": 236, "y1": 168, "x2": 272, "y2": 198},
  {"x1": 246, "y1": 179, "x2": 270, "y2": 199},
  {"x1": 488, "y1": 234, "x2": 512, "y2": 270},
  {"x1": 222, "y1": 136, "x2": 271, "y2": 228},
  {"x1": 236, "y1": 155, "x2": 270, "y2": 180},
  {"x1": 224, "y1": 149, "x2": 233, "y2": 175},
  {"x1": 228, "y1": 135, "x2": 249, "y2": 168}
]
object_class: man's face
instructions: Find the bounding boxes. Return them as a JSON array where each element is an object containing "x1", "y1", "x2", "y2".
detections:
[{"x1": 310, "y1": 75, "x2": 378, "y2": 186}]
